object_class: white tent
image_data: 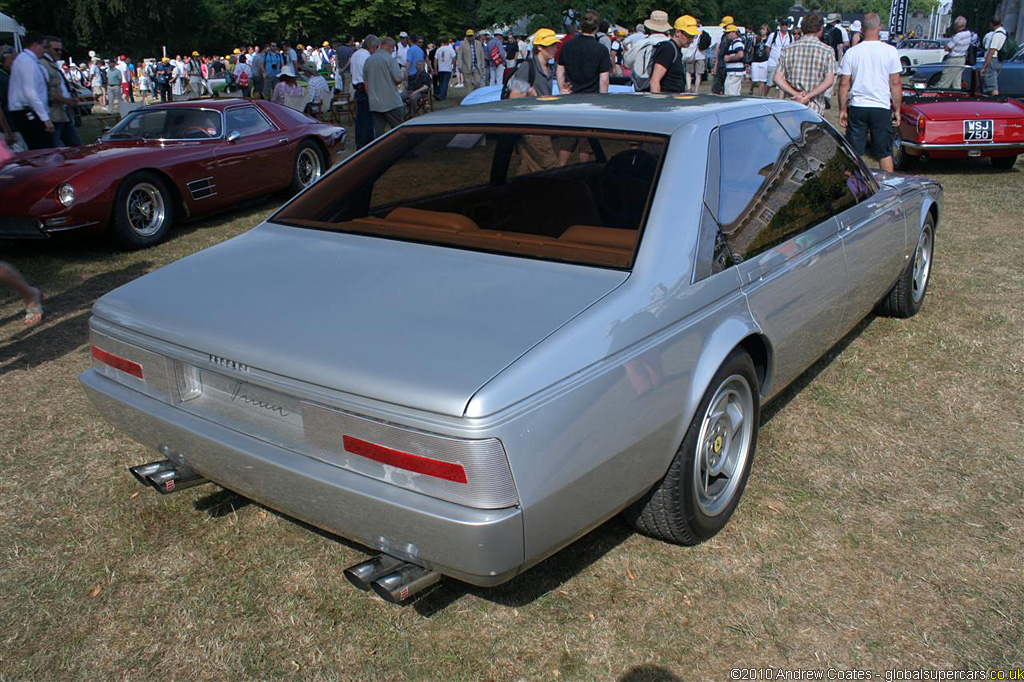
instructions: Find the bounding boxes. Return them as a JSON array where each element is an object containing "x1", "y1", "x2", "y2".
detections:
[{"x1": 1, "y1": 12, "x2": 26, "y2": 52}]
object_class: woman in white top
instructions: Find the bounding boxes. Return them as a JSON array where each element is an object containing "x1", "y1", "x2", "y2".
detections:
[{"x1": 233, "y1": 54, "x2": 253, "y2": 97}]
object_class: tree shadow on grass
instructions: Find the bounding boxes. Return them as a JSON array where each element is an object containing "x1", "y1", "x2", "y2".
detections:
[
  {"x1": 0, "y1": 261, "x2": 152, "y2": 377},
  {"x1": 619, "y1": 666, "x2": 682, "y2": 682}
]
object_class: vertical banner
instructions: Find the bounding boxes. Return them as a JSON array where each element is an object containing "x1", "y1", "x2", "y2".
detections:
[{"x1": 889, "y1": 0, "x2": 909, "y2": 36}]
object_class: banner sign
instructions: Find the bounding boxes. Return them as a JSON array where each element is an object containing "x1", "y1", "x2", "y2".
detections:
[{"x1": 889, "y1": 0, "x2": 909, "y2": 36}]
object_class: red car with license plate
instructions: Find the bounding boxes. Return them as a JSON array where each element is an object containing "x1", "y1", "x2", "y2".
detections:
[
  {"x1": 894, "y1": 66, "x2": 1024, "y2": 171},
  {"x1": 0, "y1": 99, "x2": 346, "y2": 249}
]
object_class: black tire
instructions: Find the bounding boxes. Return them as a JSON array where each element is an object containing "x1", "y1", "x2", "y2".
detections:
[
  {"x1": 991, "y1": 155, "x2": 1018, "y2": 170},
  {"x1": 876, "y1": 215, "x2": 935, "y2": 318},
  {"x1": 290, "y1": 140, "x2": 325, "y2": 194},
  {"x1": 901, "y1": 58, "x2": 912, "y2": 76},
  {"x1": 110, "y1": 171, "x2": 174, "y2": 250},
  {"x1": 892, "y1": 128, "x2": 913, "y2": 171},
  {"x1": 624, "y1": 350, "x2": 760, "y2": 545}
]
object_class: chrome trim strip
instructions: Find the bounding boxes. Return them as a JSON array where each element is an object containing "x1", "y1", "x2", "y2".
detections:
[{"x1": 899, "y1": 140, "x2": 1024, "y2": 151}]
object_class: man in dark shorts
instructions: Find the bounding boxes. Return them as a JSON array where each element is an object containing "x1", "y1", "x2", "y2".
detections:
[
  {"x1": 837, "y1": 12, "x2": 902, "y2": 172},
  {"x1": 555, "y1": 9, "x2": 611, "y2": 165},
  {"x1": 649, "y1": 16, "x2": 700, "y2": 93}
]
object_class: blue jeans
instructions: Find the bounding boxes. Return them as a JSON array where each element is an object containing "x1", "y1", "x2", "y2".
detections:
[
  {"x1": 53, "y1": 121, "x2": 82, "y2": 148},
  {"x1": 436, "y1": 71, "x2": 452, "y2": 100}
]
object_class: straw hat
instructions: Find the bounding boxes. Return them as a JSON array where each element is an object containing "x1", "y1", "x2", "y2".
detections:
[
  {"x1": 644, "y1": 10, "x2": 672, "y2": 33},
  {"x1": 279, "y1": 64, "x2": 297, "y2": 78}
]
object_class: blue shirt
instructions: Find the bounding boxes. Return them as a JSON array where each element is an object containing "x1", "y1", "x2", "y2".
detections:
[
  {"x1": 263, "y1": 52, "x2": 283, "y2": 77},
  {"x1": 406, "y1": 44, "x2": 425, "y2": 74}
]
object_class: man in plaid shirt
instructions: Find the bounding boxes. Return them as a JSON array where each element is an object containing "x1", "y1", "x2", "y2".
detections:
[{"x1": 773, "y1": 12, "x2": 836, "y2": 115}]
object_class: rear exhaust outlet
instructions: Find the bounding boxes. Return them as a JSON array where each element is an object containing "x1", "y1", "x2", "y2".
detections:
[
  {"x1": 146, "y1": 466, "x2": 208, "y2": 494},
  {"x1": 371, "y1": 563, "x2": 441, "y2": 603},
  {"x1": 344, "y1": 554, "x2": 407, "y2": 591},
  {"x1": 128, "y1": 460, "x2": 175, "y2": 486}
]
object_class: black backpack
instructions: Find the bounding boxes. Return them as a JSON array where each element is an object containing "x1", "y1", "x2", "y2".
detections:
[
  {"x1": 742, "y1": 33, "x2": 756, "y2": 64},
  {"x1": 698, "y1": 30, "x2": 712, "y2": 51},
  {"x1": 501, "y1": 58, "x2": 535, "y2": 99},
  {"x1": 753, "y1": 38, "x2": 770, "y2": 62}
]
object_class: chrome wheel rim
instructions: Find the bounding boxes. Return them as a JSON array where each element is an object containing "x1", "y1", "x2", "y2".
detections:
[
  {"x1": 912, "y1": 225, "x2": 932, "y2": 304},
  {"x1": 126, "y1": 183, "x2": 165, "y2": 237},
  {"x1": 694, "y1": 374, "x2": 755, "y2": 517},
  {"x1": 297, "y1": 148, "x2": 322, "y2": 187}
]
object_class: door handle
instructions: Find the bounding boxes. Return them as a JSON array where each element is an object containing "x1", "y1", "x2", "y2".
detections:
[{"x1": 278, "y1": 137, "x2": 290, "y2": 144}]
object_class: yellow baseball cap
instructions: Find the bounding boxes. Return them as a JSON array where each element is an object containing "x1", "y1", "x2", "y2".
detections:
[
  {"x1": 233, "y1": 48, "x2": 241, "y2": 54},
  {"x1": 161, "y1": 57, "x2": 169, "y2": 62},
  {"x1": 297, "y1": 43, "x2": 304, "y2": 49},
  {"x1": 724, "y1": 24, "x2": 738, "y2": 33},
  {"x1": 465, "y1": 29, "x2": 475, "y2": 36},
  {"x1": 191, "y1": 50, "x2": 199, "y2": 56},
  {"x1": 323, "y1": 41, "x2": 330, "y2": 46},
  {"x1": 674, "y1": 17, "x2": 700, "y2": 35},
  {"x1": 720, "y1": 16, "x2": 734, "y2": 27},
  {"x1": 533, "y1": 28, "x2": 559, "y2": 47}
]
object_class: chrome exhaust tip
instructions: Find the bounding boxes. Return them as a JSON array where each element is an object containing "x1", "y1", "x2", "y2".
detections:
[
  {"x1": 343, "y1": 554, "x2": 406, "y2": 591},
  {"x1": 128, "y1": 460, "x2": 175, "y2": 486},
  {"x1": 371, "y1": 563, "x2": 441, "y2": 603},
  {"x1": 145, "y1": 465, "x2": 208, "y2": 494}
]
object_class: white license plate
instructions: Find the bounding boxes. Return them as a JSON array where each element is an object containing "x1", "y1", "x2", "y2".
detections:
[{"x1": 964, "y1": 119, "x2": 994, "y2": 142}]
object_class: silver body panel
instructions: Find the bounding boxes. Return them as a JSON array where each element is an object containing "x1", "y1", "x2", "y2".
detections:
[{"x1": 82, "y1": 95, "x2": 943, "y2": 585}]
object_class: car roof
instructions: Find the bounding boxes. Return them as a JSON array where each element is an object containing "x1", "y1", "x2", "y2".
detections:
[
  {"x1": 404, "y1": 94, "x2": 785, "y2": 135},
  {"x1": 138, "y1": 99, "x2": 259, "y2": 112}
]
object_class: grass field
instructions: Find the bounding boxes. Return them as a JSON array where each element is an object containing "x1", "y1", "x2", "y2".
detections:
[{"x1": 1, "y1": 94, "x2": 1021, "y2": 680}]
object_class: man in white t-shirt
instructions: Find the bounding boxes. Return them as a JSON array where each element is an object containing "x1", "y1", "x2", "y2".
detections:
[
  {"x1": 838, "y1": 12, "x2": 902, "y2": 172},
  {"x1": 981, "y1": 16, "x2": 1007, "y2": 95},
  {"x1": 766, "y1": 18, "x2": 793, "y2": 91},
  {"x1": 434, "y1": 38, "x2": 456, "y2": 101},
  {"x1": 938, "y1": 16, "x2": 972, "y2": 89}
]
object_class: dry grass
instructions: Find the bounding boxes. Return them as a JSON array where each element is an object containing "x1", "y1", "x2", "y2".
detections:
[{"x1": 1, "y1": 92, "x2": 1021, "y2": 680}]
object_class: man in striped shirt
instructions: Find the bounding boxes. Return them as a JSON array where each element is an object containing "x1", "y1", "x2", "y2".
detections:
[
  {"x1": 773, "y1": 12, "x2": 836, "y2": 114},
  {"x1": 722, "y1": 24, "x2": 745, "y2": 95}
]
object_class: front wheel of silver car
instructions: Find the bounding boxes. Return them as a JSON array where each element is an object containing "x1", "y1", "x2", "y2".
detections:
[
  {"x1": 110, "y1": 171, "x2": 175, "y2": 250},
  {"x1": 877, "y1": 214, "x2": 935, "y2": 318},
  {"x1": 623, "y1": 350, "x2": 760, "y2": 545}
]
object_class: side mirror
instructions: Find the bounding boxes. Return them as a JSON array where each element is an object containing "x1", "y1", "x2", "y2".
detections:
[{"x1": 226, "y1": 130, "x2": 241, "y2": 143}]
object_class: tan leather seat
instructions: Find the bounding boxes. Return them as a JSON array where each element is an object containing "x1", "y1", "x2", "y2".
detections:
[
  {"x1": 387, "y1": 207, "x2": 480, "y2": 233},
  {"x1": 559, "y1": 225, "x2": 637, "y2": 250}
]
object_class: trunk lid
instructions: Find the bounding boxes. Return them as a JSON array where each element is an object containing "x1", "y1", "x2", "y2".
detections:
[{"x1": 93, "y1": 222, "x2": 628, "y2": 417}]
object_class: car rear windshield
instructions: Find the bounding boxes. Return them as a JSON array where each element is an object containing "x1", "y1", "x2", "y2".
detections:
[{"x1": 272, "y1": 126, "x2": 668, "y2": 269}]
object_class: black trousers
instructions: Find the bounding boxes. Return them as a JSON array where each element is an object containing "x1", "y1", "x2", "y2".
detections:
[
  {"x1": 10, "y1": 109, "x2": 54, "y2": 150},
  {"x1": 354, "y1": 89, "x2": 373, "y2": 149}
]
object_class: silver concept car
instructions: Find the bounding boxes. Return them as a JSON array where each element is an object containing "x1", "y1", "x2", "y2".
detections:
[{"x1": 81, "y1": 95, "x2": 942, "y2": 602}]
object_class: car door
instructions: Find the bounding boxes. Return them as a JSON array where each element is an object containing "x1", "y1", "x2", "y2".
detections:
[
  {"x1": 777, "y1": 110, "x2": 907, "y2": 325},
  {"x1": 714, "y1": 114, "x2": 849, "y2": 392},
  {"x1": 215, "y1": 104, "x2": 289, "y2": 199}
]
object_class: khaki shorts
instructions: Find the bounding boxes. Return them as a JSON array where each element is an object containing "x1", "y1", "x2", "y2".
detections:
[{"x1": 687, "y1": 59, "x2": 705, "y2": 76}]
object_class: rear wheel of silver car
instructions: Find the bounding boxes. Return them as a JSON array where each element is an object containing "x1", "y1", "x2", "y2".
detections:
[
  {"x1": 290, "y1": 140, "x2": 324, "y2": 193},
  {"x1": 111, "y1": 171, "x2": 174, "y2": 250},
  {"x1": 877, "y1": 215, "x2": 934, "y2": 318},
  {"x1": 991, "y1": 155, "x2": 1018, "y2": 170},
  {"x1": 624, "y1": 350, "x2": 760, "y2": 545}
]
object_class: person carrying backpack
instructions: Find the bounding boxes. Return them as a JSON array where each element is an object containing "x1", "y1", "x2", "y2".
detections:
[
  {"x1": 981, "y1": 15, "x2": 1014, "y2": 95},
  {"x1": 505, "y1": 28, "x2": 559, "y2": 172},
  {"x1": 625, "y1": 10, "x2": 673, "y2": 92},
  {"x1": 765, "y1": 18, "x2": 794, "y2": 92},
  {"x1": 649, "y1": 16, "x2": 701, "y2": 93}
]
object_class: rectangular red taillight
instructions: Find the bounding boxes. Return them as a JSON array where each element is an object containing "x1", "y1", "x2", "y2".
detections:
[
  {"x1": 91, "y1": 345, "x2": 144, "y2": 380},
  {"x1": 342, "y1": 435, "x2": 468, "y2": 484}
]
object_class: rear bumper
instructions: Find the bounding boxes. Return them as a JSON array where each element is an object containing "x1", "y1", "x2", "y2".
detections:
[
  {"x1": 80, "y1": 368, "x2": 524, "y2": 586},
  {"x1": 900, "y1": 140, "x2": 1024, "y2": 154}
]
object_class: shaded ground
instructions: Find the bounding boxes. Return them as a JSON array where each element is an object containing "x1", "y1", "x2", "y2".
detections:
[{"x1": 0, "y1": 91, "x2": 1021, "y2": 679}]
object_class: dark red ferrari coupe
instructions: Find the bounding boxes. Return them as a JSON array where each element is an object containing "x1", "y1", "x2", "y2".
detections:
[
  {"x1": 894, "y1": 66, "x2": 1024, "y2": 171},
  {"x1": 0, "y1": 100, "x2": 346, "y2": 248}
]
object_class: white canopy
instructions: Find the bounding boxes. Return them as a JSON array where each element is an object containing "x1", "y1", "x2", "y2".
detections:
[{"x1": 0, "y1": 12, "x2": 26, "y2": 52}]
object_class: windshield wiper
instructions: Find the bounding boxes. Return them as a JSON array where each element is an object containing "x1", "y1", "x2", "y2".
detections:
[{"x1": 106, "y1": 132, "x2": 142, "y2": 140}]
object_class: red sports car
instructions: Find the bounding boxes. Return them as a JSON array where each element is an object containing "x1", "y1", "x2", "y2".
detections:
[
  {"x1": 0, "y1": 99, "x2": 346, "y2": 248},
  {"x1": 894, "y1": 66, "x2": 1024, "y2": 171}
]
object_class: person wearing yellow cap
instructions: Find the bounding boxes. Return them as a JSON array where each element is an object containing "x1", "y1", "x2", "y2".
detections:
[
  {"x1": 187, "y1": 50, "x2": 204, "y2": 99},
  {"x1": 720, "y1": 23, "x2": 746, "y2": 95},
  {"x1": 457, "y1": 29, "x2": 486, "y2": 92},
  {"x1": 648, "y1": 16, "x2": 700, "y2": 92},
  {"x1": 508, "y1": 29, "x2": 560, "y2": 172},
  {"x1": 317, "y1": 40, "x2": 335, "y2": 72}
]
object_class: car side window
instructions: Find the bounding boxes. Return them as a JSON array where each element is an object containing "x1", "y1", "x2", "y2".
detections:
[
  {"x1": 225, "y1": 106, "x2": 273, "y2": 137},
  {"x1": 718, "y1": 115, "x2": 829, "y2": 261},
  {"x1": 775, "y1": 110, "x2": 875, "y2": 212}
]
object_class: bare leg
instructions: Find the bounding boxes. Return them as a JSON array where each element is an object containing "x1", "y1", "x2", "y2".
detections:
[
  {"x1": 879, "y1": 156, "x2": 895, "y2": 173},
  {"x1": 0, "y1": 261, "x2": 42, "y2": 324}
]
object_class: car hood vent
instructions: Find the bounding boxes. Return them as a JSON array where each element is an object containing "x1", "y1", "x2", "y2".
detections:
[{"x1": 92, "y1": 222, "x2": 628, "y2": 417}]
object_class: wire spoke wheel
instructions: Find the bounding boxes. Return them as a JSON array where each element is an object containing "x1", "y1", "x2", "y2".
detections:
[
  {"x1": 693, "y1": 374, "x2": 755, "y2": 517},
  {"x1": 125, "y1": 183, "x2": 166, "y2": 237},
  {"x1": 296, "y1": 147, "x2": 322, "y2": 187}
]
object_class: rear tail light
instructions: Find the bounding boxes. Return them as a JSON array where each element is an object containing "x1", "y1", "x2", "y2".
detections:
[
  {"x1": 343, "y1": 435, "x2": 468, "y2": 484},
  {"x1": 917, "y1": 116, "x2": 927, "y2": 136},
  {"x1": 91, "y1": 345, "x2": 144, "y2": 379}
]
